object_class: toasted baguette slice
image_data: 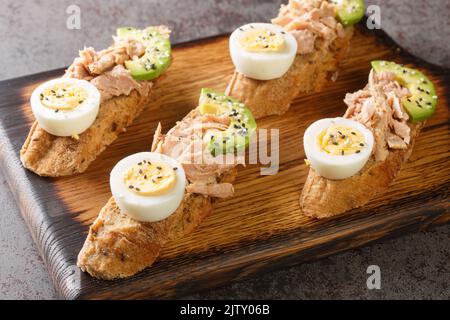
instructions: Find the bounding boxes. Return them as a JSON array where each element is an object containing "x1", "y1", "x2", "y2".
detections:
[
  {"x1": 20, "y1": 89, "x2": 154, "y2": 177},
  {"x1": 300, "y1": 122, "x2": 424, "y2": 219},
  {"x1": 77, "y1": 169, "x2": 237, "y2": 280},
  {"x1": 225, "y1": 27, "x2": 353, "y2": 119}
]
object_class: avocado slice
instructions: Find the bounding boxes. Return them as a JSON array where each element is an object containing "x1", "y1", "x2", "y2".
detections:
[
  {"x1": 331, "y1": 0, "x2": 365, "y2": 26},
  {"x1": 198, "y1": 88, "x2": 257, "y2": 156},
  {"x1": 371, "y1": 60, "x2": 438, "y2": 122},
  {"x1": 116, "y1": 26, "x2": 171, "y2": 81}
]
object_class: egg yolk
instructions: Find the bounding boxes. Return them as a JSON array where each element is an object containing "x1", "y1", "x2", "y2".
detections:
[
  {"x1": 317, "y1": 125, "x2": 366, "y2": 156},
  {"x1": 123, "y1": 160, "x2": 177, "y2": 196},
  {"x1": 238, "y1": 28, "x2": 285, "y2": 52},
  {"x1": 40, "y1": 83, "x2": 87, "y2": 111}
]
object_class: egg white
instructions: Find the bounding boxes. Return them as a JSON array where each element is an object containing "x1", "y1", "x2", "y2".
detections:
[
  {"x1": 229, "y1": 23, "x2": 297, "y2": 80},
  {"x1": 30, "y1": 78, "x2": 100, "y2": 137},
  {"x1": 303, "y1": 117, "x2": 374, "y2": 180},
  {"x1": 110, "y1": 152, "x2": 186, "y2": 222}
]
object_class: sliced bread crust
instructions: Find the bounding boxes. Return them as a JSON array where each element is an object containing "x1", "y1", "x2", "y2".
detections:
[
  {"x1": 300, "y1": 122, "x2": 424, "y2": 219},
  {"x1": 225, "y1": 27, "x2": 353, "y2": 119}
]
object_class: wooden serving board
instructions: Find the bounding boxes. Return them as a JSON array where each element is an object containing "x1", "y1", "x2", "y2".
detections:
[{"x1": 0, "y1": 25, "x2": 449, "y2": 299}]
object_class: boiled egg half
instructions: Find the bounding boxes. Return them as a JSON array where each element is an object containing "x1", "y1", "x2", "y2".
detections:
[
  {"x1": 229, "y1": 23, "x2": 297, "y2": 80},
  {"x1": 110, "y1": 152, "x2": 186, "y2": 222},
  {"x1": 303, "y1": 117, "x2": 374, "y2": 180},
  {"x1": 30, "y1": 78, "x2": 100, "y2": 137}
]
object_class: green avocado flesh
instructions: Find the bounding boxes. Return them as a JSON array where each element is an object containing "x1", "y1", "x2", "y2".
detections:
[
  {"x1": 331, "y1": 0, "x2": 365, "y2": 26},
  {"x1": 116, "y1": 27, "x2": 171, "y2": 81},
  {"x1": 198, "y1": 88, "x2": 257, "y2": 156},
  {"x1": 371, "y1": 60, "x2": 437, "y2": 122}
]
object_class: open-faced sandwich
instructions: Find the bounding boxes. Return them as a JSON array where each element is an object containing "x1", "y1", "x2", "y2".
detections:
[
  {"x1": 77, "y1": 89, "x2": 257, "y2": 279},
  {"x1": 300, "y1": 61, "x2": 438, "y2": 218},
  {"x1": 20, "y1": 26, "x2": 172, "y2": 176},
  {"x1": 225, "y1": 0, "x2": 365, "y2": 119}
]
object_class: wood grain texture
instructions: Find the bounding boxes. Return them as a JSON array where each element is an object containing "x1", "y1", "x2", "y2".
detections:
[{"x1": 0, "y1": 25, "x2": 449, "y2": 299}]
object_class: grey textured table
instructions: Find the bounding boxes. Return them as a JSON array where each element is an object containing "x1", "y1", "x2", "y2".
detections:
[{"x1": 0, "y1": 0, "x2": 449, "y2": 299}]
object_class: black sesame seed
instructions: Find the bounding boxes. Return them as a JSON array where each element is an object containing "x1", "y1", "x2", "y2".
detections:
[
  {"x1": 144, "y1": 175, "x2": 147, "y2": 179},
  {"x1": 173, "y1": 167, "x2": 178, "y2": 171},
  {"x1": 356, "y1": 150, "x2": 361, "y2": 153},
  {"x1": 135, "y1": 187, "x2": 141, "y2": 191},
  {"x1": 333, "y1": 142, "x2": 338, "y2": 145},
  {"x1": 360, "y1": 143, "x2": 364, "y2": 146},
  {"x1": 138, "y1": 162, "x2": 142, "y2": 165},
  {"x1": 341, "y1": 150, "x2": 344, "y2": 155},
  {"x1": 351, "y1": 132, "x2": 356, "y2": 135},
  {"x1": 157, "y1": 166, "x2": 162, "y2": 170},
  {"x1": 129, "y1": 185, "x2": 134, "y2": 189}
]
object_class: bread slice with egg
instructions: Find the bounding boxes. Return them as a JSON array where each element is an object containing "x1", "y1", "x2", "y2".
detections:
[
  {"x1": 300, "y1": 122, "x2": 423, "y2": 219},
  {"x1": 20, "y1": 89, "x2": 156, "y2": 177},
  {"x1": 225, "y1": 26, "x2": 353, "y2": 119},
  {"x1": 21, "y1": 26, "x2": 171, "y2": 177},
  {"x1": 77, "y1": 168, "x2": 237, "y2": 280}
]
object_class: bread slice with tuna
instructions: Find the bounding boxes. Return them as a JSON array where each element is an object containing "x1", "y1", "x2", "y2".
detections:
[
  {"x1": 78, "y1": 100, "x2": 251, "y2": 279},
  {"x1": 300, "y1": 67, "x2": 432, "y2": 218},
  {"x1": 20, "y1": 26, "x2": 170, "y2": 177},
  {"x1": 225, "y1": 0, "x2": 354, "y2": 119}
]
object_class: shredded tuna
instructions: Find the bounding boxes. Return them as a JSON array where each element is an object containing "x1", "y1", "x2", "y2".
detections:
[
  {"x1": 272, "y1": 0, "x2": 343, "y2": 55},
  {"x1": 152, "y1": 109, "x2": 245, "y2": 198},
  {"x1": 64, "y1": 25, "x2": 170, "y2": 102},
  {"x1": 65, "y1": 38, "x2": 145, "y2": 79},
  {"x1": 344, "y1": 70, "x2": 412, "y2": 161},
  {"x1": 90, "y1": 65, "x2": 152, "y2": 102},
  {"x1": 387, "y1": 133, "x2": 407, "y2": 149}
]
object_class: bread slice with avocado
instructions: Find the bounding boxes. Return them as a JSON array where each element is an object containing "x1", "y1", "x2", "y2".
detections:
[
  {"x1": 300, "y1": 61, "x2": 437, "y2": 218},
  {"x1": 20, "y1": 26, "x2": 171, "y2": 177},
  {"x1": 225, "y1": 0, "x2": 361, "y2": 119},
  {"x1": 78, "y1": 89, "x2": 256, "y2": 279}
]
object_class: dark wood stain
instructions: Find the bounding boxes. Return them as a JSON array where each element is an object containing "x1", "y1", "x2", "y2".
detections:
[{"x1": 0, "y1": 25, "x2": 448, "y2": 299}]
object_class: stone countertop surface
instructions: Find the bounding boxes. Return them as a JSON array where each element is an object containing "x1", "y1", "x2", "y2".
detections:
[{"x1": 0, "y1": 0, "x2": 449, "y2": 299}]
